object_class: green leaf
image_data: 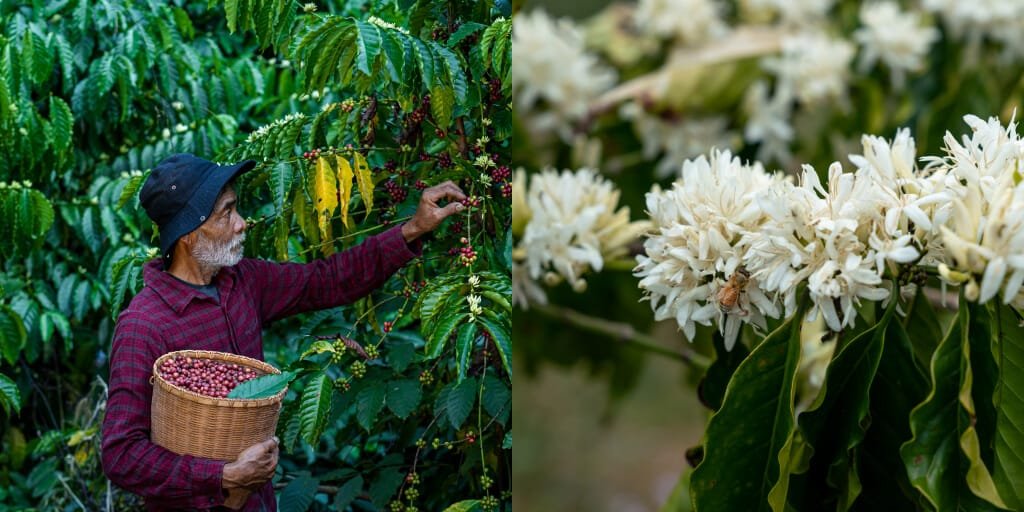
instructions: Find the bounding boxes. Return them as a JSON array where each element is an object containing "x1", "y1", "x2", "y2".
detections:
[
  {"x1": 412, "y1": 38, "x2": 434, "y2": 89},
  {"x1": 387, "y1": 340, "x2": 416, "y2": 373},
  {"x1": 0, "y1": 306, "x2": 27, "y2": 366},
  {"x1": 775, "y1": 297, "x2": 898, "y2": 512},
  {"x1": 904, "y1": 287, "x2": 943, "y2": 368},
  {"x1": 48, "y1": 96, "x2": 73, "y2": 153},
  {"x1": 224, "y1": 0, "x2": 240, "y2": 33},
  {"x1": 477, "y1": 313, "x2": 512, "y2": 380},
  {"x1": 416, "y1": 274, "x2": 463, "y2": 322},
  {"x1": 109, "y1": 255, "x2": 140, "y2": 320},
  {"x1": 270, "y1": 161, "x2": 293, "y2": 210},
  {"x1": 482, "y1": 374, "x2": 510, "y2": 427},
  {"x1": 369, "y1": 466, "x2": 404, "y2": 507},
  {"x1": 117, "y1": 171, "x2": 149, "y2": 209},
  {"x1": 353, "y1": 20, "x2": 382, "y2": 76},
  {"x1": 699, "y1": 332, "x2": 749, "y2": 411},
  {"x1": 430, "y1": 81, "x2": 455, "y2": 129},
  {"x1": 855, "y1": 318, "x2": 929, "y2": 510},
  {"x1": 356, "y1": 384, "x2": 386, "y2": 431},
  {"x1": 900, "y1": 295, "x2": 1007, "y2": 511},
  {"x1": 0, "y1": 373, "x2": 21, "y2": 416},
  {"x1": 503, "y1": 432, "x2": 511, "y2": 449},
  {"x1": 227, "y1": 371, "x2": 294, "y2": 399},
  {"x1": 299, "y1": 374, "x2": 333, "y2": 447},
  {"x1": 436, "y1": 377, "x2": 477, "y2": 429},
  {"x1": 279, "y1": 471, "x2": 318, "y2": 512},
  {"x1": 690, "y1": 306, "x2": 804, "y2": 512},
  {"x1": 989, "y1": 303, "x2": 1024, "y2": 509},
  {"x1": 334, "y1": 475, "x2": 363, "y2": 511},
  {"x1": 447, "y1": 22, "x2": 486, "y2": 47},
  {"x1": 443, "y1": 500, "x2": 482, "y2": 512},
  {"x1": 408, "y1": 0, "x2": 433, "y2": 37},
  {"x1": 455, "y1": 322, "x2": 476, "y2": 382},
  {"x1": 385, "y1": 379, "x2": 421, "y2": 419},
  {"x1": 426, "y1": 309, "x2": 467, "y2": 359},
  {"x1": 381, "y1": 30, "x2": 406, "y2": 82}
]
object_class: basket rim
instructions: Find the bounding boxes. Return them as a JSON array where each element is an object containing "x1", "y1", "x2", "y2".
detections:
[{"x1": 152, "y1": 349, "x2": 287, "y2": 406}]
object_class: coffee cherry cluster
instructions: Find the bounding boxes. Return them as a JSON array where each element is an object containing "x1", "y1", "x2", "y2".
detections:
[
  {"x1": 460, "y1": 196, "x2": 482, "y2": 208},
  {"x1": 402, "y1": 280, "x2": 427, "y2": 298},
  {"x1": 365, "y1": 344, "x2": 380, "y2": 360},
  {"x1": 488, "y1": 78, "x2": 503, "y2": 102},
  {"x1": 302, "y1": 148, "x2": 323, "y2": 161},
  {"x1": 489, "y1": 166, "x2": 511, "y2": 182},
  {"x1": 385, "y1": 180, "x2": 408, "y2": 203},
  {"x1": 481, "y1": 495, "x2": 499, "y2": 512},
  {"x1": 158, "y1": 356, "x2": 260, "y2": 398},
  {"x1": 383, "y1": 321, "x2": 394, "y2": 333},
  {"x1": 453, "y1": 237, "x2": 478, "y2": 266},
  {"x1": 330, "y1": 338, "x2": 347, "y2": 364},
  {"x1": 414, "y1": 180, "x2": 428, "y2": 190},
  {"x1": 419, "y1": 370, "x2": 434, "y2": 386},
  {"x1": 349, "y1": 360, "x2": 367, "y2": 379},
  {"x1": 500, "y1": 182, "x2": 512, "y2": 198},
  {"x1": 436, "y1": 152, "x2": 453, "y2": 169}
]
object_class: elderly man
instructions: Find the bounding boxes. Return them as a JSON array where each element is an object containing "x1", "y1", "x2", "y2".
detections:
[{"x1": 101, "y1": 153, "x2": 465, "y2": 511}]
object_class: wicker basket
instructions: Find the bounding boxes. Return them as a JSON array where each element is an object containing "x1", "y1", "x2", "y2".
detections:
[{"x1": 150, "y1": 350, "x2": 286, "y2": 461}]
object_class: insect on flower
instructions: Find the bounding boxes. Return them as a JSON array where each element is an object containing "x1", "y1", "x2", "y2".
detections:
[{"x1": 717, "y1": 268, "x2": 750, "y2": 314}]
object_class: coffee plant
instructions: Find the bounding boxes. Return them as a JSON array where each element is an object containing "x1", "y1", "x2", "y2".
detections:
[{"x1": 0, "y1": 1, "x2": 511, "y2": 510}]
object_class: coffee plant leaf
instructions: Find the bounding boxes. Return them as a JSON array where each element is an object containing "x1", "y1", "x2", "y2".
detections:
[
  {"x1": 312, "y1": 155, "x2": 337, "y2": 243},
  {"x1": 0, "y1": 305, "x2": 27, "y2": 366},
  {"x1": 369, "y1": 466, "x2": 404, "y2": 508},
  {"x1": 443, "y1": 500, "x2": 482, "y2": 512},
  {"x1": 299, "y1": 373, "x2": 333, "y2": 447},
  {"x1": 352, "y1": 152, "x2": 374, "y2": 219},
  {"x1": 353, "y1": 19, "x2": 382, "y2": 76},
  {"x1": 0, "y1": 373, "x2": 20, "y2": 415},
  {"x1": 334, "y1": 475, "x2": 363, "y2": 511},
  {"x1": 437, "y1": 376, "x2": 477, "y2": 430},
  {"x1": 503, "y1": 432, "x2": 511, "y2": 450},
  {"x1": 482, "y1": 373, "x2": 510, "y2": 427},
  {"x1": 477, "y1": 311, "x2": 511, "y2": 380},
  {"x1": 385, "y1": 378, "x2": 421, "y2": 420},
  {"x1": 988, "y1": 302, "x2": 1024, "y2": 509},
  {"x1": 690, "y1": 305, "x2": 804, "y2": 512},
  {"x1": 334, "y1": 154, "x2": 353, "y2": 229},
  {"x1": 356, "y1": 382, "x2": 386, "y2": 431},
  {"x1": 447, "y1": 22, "x2": 486, "y2": 48},
  {"x1": 227, "y1": 370, "x2": 295, "y2": 400},
  {"x1": 901, "y1": 295, "x2": 1009, "y2": 511},
  {"x1": 455, "y1": 322, "x2": 477, "y2": 382},
  {"x1": 278, "y1": 471, "x2": 318, "y2": 512}
]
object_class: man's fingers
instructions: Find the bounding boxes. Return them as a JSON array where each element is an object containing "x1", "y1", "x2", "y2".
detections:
[
  {"x1": 423, "y1": 181, "x2": 466, "y2": 203},
  {"x1": 441, "y1": 202, "x2": 464, "y2": 218}
]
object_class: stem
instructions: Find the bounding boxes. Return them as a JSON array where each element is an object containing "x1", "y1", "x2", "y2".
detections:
[{"x1": 530, "y1": 303, "x2": 711, "y2": 370}]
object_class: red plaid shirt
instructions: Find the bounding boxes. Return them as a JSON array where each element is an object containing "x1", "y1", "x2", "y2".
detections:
[{"x1": 101, "y1": 225, "x2": 420, "y2": 511}]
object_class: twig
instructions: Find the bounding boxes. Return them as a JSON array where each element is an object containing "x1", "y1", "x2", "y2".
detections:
[{"x1": 531, "y1": 303, "x2": 711, "y2": 370}]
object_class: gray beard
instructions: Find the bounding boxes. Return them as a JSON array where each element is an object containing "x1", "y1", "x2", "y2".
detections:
[{"x1": 192, "y1": 231, "x2": 245, "y2": 272}]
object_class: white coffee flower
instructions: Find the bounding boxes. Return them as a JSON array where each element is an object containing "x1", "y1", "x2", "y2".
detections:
[
  {"x1": 763, "y1": 32, "x2": 854, "y2": 104},
  {"x1": 740, "y1": 0, "x2": 835, "y2": 26},
  {"x1": 523, "y1": 168, "x2": 650, "y2": 292},
  {"x1": 923, "y1": 0, "x2": 1024, "y2": 59},
  {"x1": 634, "y1": 0, "x2": 726, "y2": 45},
  {"x1": 621, "y1": 103, "x2": 737, "y2": 178},
  {"x1": 927, "y1": 115, "x2": 1024, "y2": 305},
  {"x1": 512, "y1": 260, "x2": 547, "y2": 310},
  {"x1": 635, "y1": 150, "x2": 786, "y2": 348},
  {"x1": 512, "y1": 10, "x2": 617, "y2": 141},
  {"x1": 742, "y1": 80, "x2": 795, "y2": 166},
  {"x1": 854, "y1": 2, "x2": 939, "y2": 88}
]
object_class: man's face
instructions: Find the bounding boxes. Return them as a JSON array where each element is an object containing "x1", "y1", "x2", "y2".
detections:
[{"x1": 191, "y1": 185, "x2": 247, "y2": 268}]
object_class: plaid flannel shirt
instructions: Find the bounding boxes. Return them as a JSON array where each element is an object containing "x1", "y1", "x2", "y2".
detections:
[{"x1": 101, "y1": 225, "x2": 420, "y2": 511}]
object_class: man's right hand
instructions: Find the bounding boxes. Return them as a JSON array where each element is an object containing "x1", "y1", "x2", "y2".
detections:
[{"x1": 223, "y1": 436, "x2": 279, "y2": 490}]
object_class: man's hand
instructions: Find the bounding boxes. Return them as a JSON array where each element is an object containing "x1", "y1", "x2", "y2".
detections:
[
  {"x1": 401, "y1": 181, "x2": 467, "y2": 242},
  {"x1": 223, "y1": 436, "x2": 279, "y2": 490}
]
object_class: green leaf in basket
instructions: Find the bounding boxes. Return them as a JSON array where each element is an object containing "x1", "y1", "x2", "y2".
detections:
[{"x1": 227, "y1": 371, "x2": 295, "y2": 399}]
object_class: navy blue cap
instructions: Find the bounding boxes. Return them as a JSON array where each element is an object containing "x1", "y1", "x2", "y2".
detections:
[{"x1": 139, "y1": 154, "x2": 255, "y2": 261}]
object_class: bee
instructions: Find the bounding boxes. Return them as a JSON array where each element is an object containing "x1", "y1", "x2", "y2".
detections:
[{"x1": 716, "y1": 268, "x2": 750, "y2": 313}]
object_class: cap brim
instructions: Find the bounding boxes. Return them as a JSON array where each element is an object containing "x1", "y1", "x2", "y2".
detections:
[{"x1": 158, "y1": 159, "x2": 256, "y2": 261}]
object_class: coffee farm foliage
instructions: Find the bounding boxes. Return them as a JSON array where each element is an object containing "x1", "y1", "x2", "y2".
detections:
[
  {"x1": 0, "y1": 1, "x2": 511, "y2": 510},
  {"x1": 513, "y1": 1, "x2": 1024, "y2": 511}
]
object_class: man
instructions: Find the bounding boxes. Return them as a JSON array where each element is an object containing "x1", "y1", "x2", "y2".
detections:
[{"x1": 101, "y1": 153, "x2": 465, "y2": 511}]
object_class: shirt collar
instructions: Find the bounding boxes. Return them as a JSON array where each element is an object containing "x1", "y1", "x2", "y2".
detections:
[{"x1": 142, "y1": 259, "x2": 237, "y2": 314}]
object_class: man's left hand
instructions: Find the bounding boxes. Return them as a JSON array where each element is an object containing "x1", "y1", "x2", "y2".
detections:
[{"x1": 401, "y1": 180, "x2": 468, "y2": 242}]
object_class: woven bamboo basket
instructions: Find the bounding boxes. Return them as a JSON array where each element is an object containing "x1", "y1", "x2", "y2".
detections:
[{"x1": 150, "y1": 350, "x2": 286, "y2": 461}]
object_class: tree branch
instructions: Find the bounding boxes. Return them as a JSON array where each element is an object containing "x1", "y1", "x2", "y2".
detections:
[{"x1": 531, "y1": 303, "x2": 711, "y2": 371}]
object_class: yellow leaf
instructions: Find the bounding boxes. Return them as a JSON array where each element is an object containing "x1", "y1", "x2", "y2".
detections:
[
  {"x1": 312, "y1": 156, "x2": 338, "y2": 244},
  {"x1": 352, "y1": 152, "x2": 374, "y2": 220},
  {"x1": 74, "y1": 446, "x2": 90, "y2": 466},
  {"x1": 293, "y1": 187, "x2": 319, "y2": 247},
  {"x1": 67, "y1": 429, "x2": 87, "y2": 447},
  {"x1": 335, "y1": 155, "x2": 354, "y2": 229}
]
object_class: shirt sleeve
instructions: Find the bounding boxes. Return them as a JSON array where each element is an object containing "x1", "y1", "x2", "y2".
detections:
[
  {"x1": 240, "y1": 223, "x2": 422, "y2": 324},
  {"x1": 100, "y1": 313, "x2": 228, "y2": 509}
]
